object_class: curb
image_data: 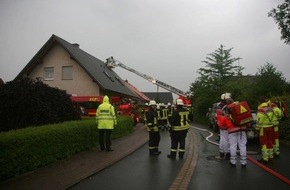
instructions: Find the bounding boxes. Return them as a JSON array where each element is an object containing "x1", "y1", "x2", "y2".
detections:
[{"x1": 168, "y1": 128, "x2": 198, "y2": 190}]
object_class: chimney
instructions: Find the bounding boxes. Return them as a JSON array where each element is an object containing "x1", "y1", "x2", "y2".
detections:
[{"x1": 72, "y1": 43, "x2": 79, "y2": 48}]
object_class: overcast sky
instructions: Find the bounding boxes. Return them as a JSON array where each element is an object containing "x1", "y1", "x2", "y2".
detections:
[{"x1": 0, "y1": 0, "x2": 289, "y2": 95}]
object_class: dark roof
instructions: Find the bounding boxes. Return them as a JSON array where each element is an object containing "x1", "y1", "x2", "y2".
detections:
[
  {"x1": 143, "y1": 92, "x2": 173, "y2": 104},
  {"x1": 15, "y1": 34, "x2": 136, "y2": 97},
  {"x1": 0, "y1": 78, "x2": 4, "y2": 86},
  {"x1": 124, "y1": 80, "x2": 150, "y2": 102}
]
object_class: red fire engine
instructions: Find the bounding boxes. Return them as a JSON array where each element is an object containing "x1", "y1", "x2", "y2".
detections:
[
  {"x1": 70, "y1": 96, "x2": 103, "y2": 117},
  {"x1": 70, "y1": 95, "x2": 140, "y2": 125}
]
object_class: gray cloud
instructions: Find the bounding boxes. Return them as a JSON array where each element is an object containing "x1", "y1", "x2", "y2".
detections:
[{"x1": 0, "y1": 0, "x2": 289, "y2": 94}]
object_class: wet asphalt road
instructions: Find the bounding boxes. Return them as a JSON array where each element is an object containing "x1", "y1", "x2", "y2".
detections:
[
  {"x1": 69, "y1": 129, "x2": 188, "y2": 190},
  {"x1": 189, "y1": 123, "x2": 290, "y2": 190},
  {"x1": 69, "y1": 123, "x2": 290, "y2": 190}
]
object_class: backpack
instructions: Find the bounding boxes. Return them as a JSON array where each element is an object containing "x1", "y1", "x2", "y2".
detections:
[
  {"x1": 229, "y1": 101, "x2": 253, "y2": 126},
  {"x1": 274, "y1": 100, "x2": 288, "y2": 121}
]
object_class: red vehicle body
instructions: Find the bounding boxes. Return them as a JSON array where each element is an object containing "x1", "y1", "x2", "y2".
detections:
[
  {"x1": 70, "y1": 96, "x2": 140, "y2": 125},
  {"x1": 71, "y1": 96, "x2": 103, "y2": 117},
  {"x1": 118, "y1": 102, "x2": 140, "y2": 125},
  {"x1": 178, "y1": 95, "x2": 191, "y2": 106}
]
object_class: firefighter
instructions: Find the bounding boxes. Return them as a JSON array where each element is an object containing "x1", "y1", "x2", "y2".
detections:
[
  {"x1": 167, "y1": 99, "x2": 190, "y2": 159},
  {"x1": 96, "y1": 95, "x2": 117, "y2": 152},
  {"x1": 216, "y1": 93, "x2": 230, "y2": 159},
  {"x1": 159, "y1": 103, "x2": 168, "y2": 131},
  {"x1": 167, "y1": 103, "x2": 173, "y2": 117},
  {"x1": 145, "y1": 100, "x2": 161, "y2": 156},
  {"x1": 256, "y1": 97, "x2": 279, "y2": 164},
  {"x1": 142, "y1": 102, "x2": 149, "y2": 125},
  {"x1": 221, "y1": 98, "x2": 248, "y2": 168},
  {"x1": 268, "y1": 100, "x2": 282, "y2": 157},
  {"x1": 216, "y1": 108, "x2": 230, "y2": 160}
]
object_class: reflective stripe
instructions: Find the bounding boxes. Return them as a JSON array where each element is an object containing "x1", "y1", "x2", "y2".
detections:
[
  {"x1": 171, "y1": 111, "x2": 189, "y2": 131},
  {"x1": 146, "y1": 117, "x2": 158, "y2": 132},
  {"x1": 171, "y1": 125, "x2": 189, "y2": 131}
]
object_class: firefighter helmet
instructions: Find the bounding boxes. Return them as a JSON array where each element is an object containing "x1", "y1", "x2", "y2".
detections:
[
  {"x1": 221, "y1": 93, "x2": 226, "y2": 100},
  {"x1": 176, "y1": 99, "x2": 184, "y2": 105},
  {"x1": 221, "y1": 92, "x2": 231, "y2": 100},
  {"x1": 149, "y1": 100, "x2": 157, "y2": 106}
]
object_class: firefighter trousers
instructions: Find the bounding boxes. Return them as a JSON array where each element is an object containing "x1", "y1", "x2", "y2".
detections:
[
  {"x1": 259, "y1": 127, "x2": 274, "y2": 161},
  {"x1": 273, "y1": 125, "x2": 280, "y2": 156},
  {"x1": 219, "y1": 129, "x2": 230, "y2": 155},
  {"x1": 148, "y1": 131, "x2": 161, "y2": 153},
  {"x1": 169, "y1": 130, "x2": 188, "y2": 156},
  {"x1": 229, "y1": 131, "x2": 247, "y2": 165}
]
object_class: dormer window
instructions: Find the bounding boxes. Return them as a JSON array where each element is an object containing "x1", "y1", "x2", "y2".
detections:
[{"x1": 103, "y1": 71, "x2": 114, "y2": 82}]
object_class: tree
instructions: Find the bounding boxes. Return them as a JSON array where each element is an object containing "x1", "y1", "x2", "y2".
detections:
[
  {"x1": 253, "y1": 62, "x2": 289, "y2": 99},
  {"x1": 189, "y1": 45, "x2": 244, "y2": 122},
  {"x1": 268, "y1": 0, "x2": 290, "y2": 45},
  {"x1": 0, "y1": 78, "x2": 81, "y2": 132},
  {"x1": 197, "y1": 44, "x2": 243, "y2": 93}
]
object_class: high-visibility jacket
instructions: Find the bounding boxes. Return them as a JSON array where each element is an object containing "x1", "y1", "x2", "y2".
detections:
[
  {"x1": 158, "y1": 108, "x2": 168, "y2": 120},
  {"x1": 256, "y1": 102, "x2": 277, "y2": 128},
  {"x1": 96, "y1": 96, "x2": 117, "y2": 129},
  {"x1": 145, "y1": 107, "x2": 158, "y2": 132},
  {"x1": 169, "y1": 106, "x2": 190, "y2": 131},
  {"x1": 216, "y1": 109, "x2": 227, "y2": 130},
  {"x1": 167, "y1": 106, "x2": 173, "y2": 116},
  {"x1": 217, "y1": 113, "x2": 248, "y2": 133},
  {"x1": 269, "y1": 102, "x2": 282, "y2": 125}
]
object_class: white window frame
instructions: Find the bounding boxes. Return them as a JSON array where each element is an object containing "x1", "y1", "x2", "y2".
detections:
[{"x1": 44, "y1": 67, "x2": 54, "y2": 80}]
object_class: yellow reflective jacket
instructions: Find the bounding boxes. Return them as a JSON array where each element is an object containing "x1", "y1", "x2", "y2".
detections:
[
  {"x1": 169, "y1": 106, "x2": 190, "y2": 131},
  {"x1": 256, "y1": 102, "x2": 276, "y2": 127},
  {"x1": 96, "y1": 96, "x2": 117, "y2": 129}
]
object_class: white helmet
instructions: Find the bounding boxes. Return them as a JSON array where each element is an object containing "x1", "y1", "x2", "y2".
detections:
[
  {"x1": 149, "y1": 100, "x2": 157, "y2": 106},
  {"x1": 145, "y1": 103, "x2": 149, "y2": 106},
  {"x1": 224, "y1": 93, "x2": 231, "y2": 99},
  {"x1": 221, "y1": 92, "x2": 231, "y2": 100},
  {"x1": 176, "y1": 99, "x2": 184, "y2": 106}
]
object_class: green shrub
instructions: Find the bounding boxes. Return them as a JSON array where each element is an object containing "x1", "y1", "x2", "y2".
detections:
[
  {"x1": 0, "y1": 116, "x2": 133, "y2": 182},
  {"x1": 0, "y1": 78, "x2": 81, "y2": 132}
]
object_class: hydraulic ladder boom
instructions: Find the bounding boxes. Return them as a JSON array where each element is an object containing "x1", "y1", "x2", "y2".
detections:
[{"x1": 105, "y1": 57, "x2": 187, "y2": 97}]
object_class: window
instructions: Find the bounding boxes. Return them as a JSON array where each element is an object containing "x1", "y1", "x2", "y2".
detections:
[
  {"x1": 62, "y1": 66, "x2": 73, "y2": 80},
  {"x1": 44, "y1": 67, "x2": 54, "y2": 80},
  {"x1": 103, "y1": 71, "x2": 114, "y2": 82}
]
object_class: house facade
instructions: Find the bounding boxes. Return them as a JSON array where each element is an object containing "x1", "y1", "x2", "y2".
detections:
[
  {"x1": 27, "y1": 44, "x2": 100, "y2": 96},
  {"x1": 15, "y1": 34, "x2": 138, "y2": 99}
]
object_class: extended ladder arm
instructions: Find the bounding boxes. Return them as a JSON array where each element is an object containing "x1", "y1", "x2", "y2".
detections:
[{"x1": 105, "y1": 57, "x2": 188, "y2": 97}]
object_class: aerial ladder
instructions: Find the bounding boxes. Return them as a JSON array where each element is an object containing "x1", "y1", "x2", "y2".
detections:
[{"x1": 105, "y1": 56, "x2": 190, "y2": 104}]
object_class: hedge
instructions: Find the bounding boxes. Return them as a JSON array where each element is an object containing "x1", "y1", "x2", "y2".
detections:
[{"x1": 0, "y1": 116, "x2": 134, "y2": 182}]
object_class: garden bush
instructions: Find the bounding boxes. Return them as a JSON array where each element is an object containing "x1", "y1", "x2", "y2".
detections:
[{"x1": 0, "y1": 115, "x2": 134, "y2": 182}]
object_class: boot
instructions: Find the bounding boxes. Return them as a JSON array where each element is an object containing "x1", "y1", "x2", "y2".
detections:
[
  {"x1": 219, "y1": 152, "x2": 225, "y2": 159},
  {"x1": 154, "y1": 148, "x2": 161, "y2": 154},
  {"x1": 179, "y1": 152, "x2": 184, "y2": 159},
  {"x1": 149, "y1": 149, "x2": 159, "y2": 156},
  {"x1": 225, "y1": 153, "x2": 230, "y2": 160},
  {"x1": 167, "y1": 152, "x2": 176, "y2": 159}
]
